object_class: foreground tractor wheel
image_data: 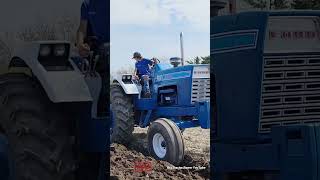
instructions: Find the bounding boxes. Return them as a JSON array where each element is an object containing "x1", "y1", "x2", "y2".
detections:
[
  {"x1": 147, "y1": 118, "x2": 185, "y2": 166},
  {"x1": 110, "y1": 83, "x2": 134, "y2": 144},
  {"x1": 0, "y1": 74, "x2": 75, "y2": 180}
]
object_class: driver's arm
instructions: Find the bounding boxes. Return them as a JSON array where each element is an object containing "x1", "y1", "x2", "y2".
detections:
[
  {"x1": 133, "y1": 68, "x2": 136, "y2": 75},
  {"x1": 77, "y1": 20, "x2": 87, "y2": 46},
  {"x1": 76, "y1": 2, "x2": 90, "y2": 57},
  {"x1": 147, "y1": 59, "x2": 154, "y2": 67},
  {"x1": 77, "y1": 2, "x2": 89, "y2": 45},
  {"x1": 133, "y1": 68, "x2": 138, "y2": 78}
]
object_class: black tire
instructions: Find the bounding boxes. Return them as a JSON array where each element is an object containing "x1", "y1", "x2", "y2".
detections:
[
  {"x1": 110, "y1": 83, "x2": 134, "y2": 144},
  {"x1": 0, "y1": 74, "x2": 75, "y2": 180},
  {"x1": 147, "y1": 118, "x2": 184, "y2": 166}
]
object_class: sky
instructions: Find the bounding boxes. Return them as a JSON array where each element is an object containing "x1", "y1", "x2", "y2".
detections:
[
  {"x1": 0, "y1": 0, "x2": 210, "y2": 75},
  {"x1": 0, "y1": 0, "x2": 80, "y2": 32},
  {"x1": 110, "y1": 0, "x2": 210, "y2": 74}
]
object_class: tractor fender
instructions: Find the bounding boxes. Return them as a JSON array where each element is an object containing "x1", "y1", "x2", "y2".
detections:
[
  {"x1": 9, "y1": 41, "x2": 93, "y2": 103},
  {"x1": 113, "y1": 75, "x2": 140, "y2": 95}
]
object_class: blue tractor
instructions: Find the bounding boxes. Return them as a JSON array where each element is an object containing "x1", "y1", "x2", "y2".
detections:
[
  {"x1": 111, "y1": 50, "x2": 210, "y2": 165},
  {"x1": 212, "y1": 11, "x2": 320, "y2": 180},
  {"x1": 0, "y1": 40, "x2": 109, "y2": 179}
]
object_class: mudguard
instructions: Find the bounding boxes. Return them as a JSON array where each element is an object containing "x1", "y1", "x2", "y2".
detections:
[
  {"x1": 10, "y1": 41, "x2": 92, "y2": 103},
  {"x1": 113, "y1": 74, "x2": 140, "y2": 95}
]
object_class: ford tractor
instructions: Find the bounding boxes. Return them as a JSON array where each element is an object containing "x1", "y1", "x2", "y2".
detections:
[
  {"x1": 110, "y1": 36, "x2": 210, "y2": 165},
  {"x1": 212, "y1": 11, "x2": 320, "y2": 180},
  {"x1": 0, "y1": 38, "x2": 109, "y2": 179}
]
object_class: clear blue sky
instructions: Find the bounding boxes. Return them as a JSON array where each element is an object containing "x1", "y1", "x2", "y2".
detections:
[{"x1": 110, "y1": 0, "x2": 210, "y2": 74}]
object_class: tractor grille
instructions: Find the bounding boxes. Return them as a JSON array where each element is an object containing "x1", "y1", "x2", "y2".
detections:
[
  {"x1": 259, "y1": 54, "x2": 320, "y2": 133},
  {"x1": 191, "y1": 78, "x2": 210, "y2": 103}
]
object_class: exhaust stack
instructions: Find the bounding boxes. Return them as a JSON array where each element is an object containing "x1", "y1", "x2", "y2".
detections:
[{"x1": 180, "y1": 32, "x2": 184, "y2": 66}]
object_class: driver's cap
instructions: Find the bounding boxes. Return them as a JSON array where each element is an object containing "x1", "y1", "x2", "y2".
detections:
[{"x1": 132, "y1": 52, "x2": 142, "y2": 59}]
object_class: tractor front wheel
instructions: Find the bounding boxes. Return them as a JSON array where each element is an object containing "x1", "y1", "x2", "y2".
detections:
[{"x1": 147, "y1": 118, "x2": 185, "y2": 166}]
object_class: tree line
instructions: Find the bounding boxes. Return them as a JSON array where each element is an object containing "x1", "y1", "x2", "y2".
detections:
[
  {"x1": 187, "y1": 56, "x2": 210, "y2": 64},
  {"x1": 244, "y1": 0, "x2": 320, "y2": 10}
]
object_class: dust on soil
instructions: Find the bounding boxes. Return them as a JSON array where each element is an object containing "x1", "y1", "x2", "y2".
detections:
[{"x1": 110, "y1": 127, "x2": 210, "y2": 180}]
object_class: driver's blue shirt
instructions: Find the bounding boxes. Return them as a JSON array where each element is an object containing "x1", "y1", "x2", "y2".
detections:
[
  {"x1": 81, "y1": 0, "x2": 109, "y2": 45},
  {"x1": 135, "y1": 58, "x2": 153, "y2": 76}
]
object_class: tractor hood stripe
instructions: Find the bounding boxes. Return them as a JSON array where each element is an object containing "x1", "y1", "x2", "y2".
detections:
[{"x1": 156, "y1": 70, "x2": 192, "y2": 82}]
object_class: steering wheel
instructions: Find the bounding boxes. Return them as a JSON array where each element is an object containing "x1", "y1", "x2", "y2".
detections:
[{"x1": 151, "y1": 57, "x2": 160, "y2": 64}]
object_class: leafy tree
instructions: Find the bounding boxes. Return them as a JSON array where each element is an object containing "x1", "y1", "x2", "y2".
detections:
[
  {"x1": 187, "y1": 56, "x2": 201, "y2": 64},
  {"x1": 201, "y1": 56, "x2": 210, "y2": 64},
  {"x1": 187, "y1": 56, "x2": 210, "y2": 64},
  {"x1": 291, "y1": 0, "x2": 320, "y2": 10},
  {"x1": 272, "y1": 0, "x2": 290, "y2": 9},
  {"x1": 243, "y1": 0, "x2": 290, "y2": 9},
  {"x1": 243, "y1": 0, "x2": 268, "y2": 9}
]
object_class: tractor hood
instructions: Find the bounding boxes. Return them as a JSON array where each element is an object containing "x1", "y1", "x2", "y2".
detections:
[
  {"x1": 154, "y1": 64, "x2": 210, "y2": 82},
  {"x1": 153, "y1": 64, "x2": 210, "y2": 106}
]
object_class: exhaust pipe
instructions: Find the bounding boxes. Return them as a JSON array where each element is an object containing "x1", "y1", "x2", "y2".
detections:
[{"x1": 180, "y1": 32, "x2": 184, "y2": 66}]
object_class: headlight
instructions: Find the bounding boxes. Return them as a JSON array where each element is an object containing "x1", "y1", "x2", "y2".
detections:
[
  {"x1": 54, "y1": 44, "x2": 66, "y2": 56},
  {"x1": 39, "y1": 45, "x2": 51, "y2": 57}
]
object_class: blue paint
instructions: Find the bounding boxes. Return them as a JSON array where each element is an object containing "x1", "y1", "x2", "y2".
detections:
[
  {"x1": 156, "y1": 70, "x2": 191, "y2": 81},
  {"x1": 212, "y1": 11, "x2": 320, "y2": 180},
  {"x1": 196, "y1": 101, "x2": 210, "y2": 129},
  {"x1": 174, "y1": 120, "x2": 200, "y2": 129},
  {"x1": 0, "y1": 135, "x2": 10, "y2": 180},
  {"x1": 132, "y1": 63, "x2": 210, "y2": 132},
  {"x1": 154, "y1": 63, "x2": 173, "y2": 72},
  {"x1": 212, "y1": 31, "x2": 258, "y2": 53}
]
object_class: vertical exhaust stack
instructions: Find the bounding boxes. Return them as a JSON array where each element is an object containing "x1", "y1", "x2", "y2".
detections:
[{"x1": 180, "y1": 32, "x2": 184, "y2": 66}]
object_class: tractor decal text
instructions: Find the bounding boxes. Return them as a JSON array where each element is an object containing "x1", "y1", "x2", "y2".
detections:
[
  {"x1": 269, "y1": 31, "x2": 320, "y2": 40},
  {"x1": 156, "y1": 70, "x2": 191, "y2": 81},
  {"x1": 193, "y1": 66, "x2": 210, "y2": 78}
]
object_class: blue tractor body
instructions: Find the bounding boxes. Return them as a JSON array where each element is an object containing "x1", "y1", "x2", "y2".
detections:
[
  {"x1": 0, "y1": 135, "x2": 10, "y2": 180},
  {"x1": 212, "y1": 11, "x2": 320, "y2": 179},
  {"x1": 134, "y1": 64, "x2": 210, "y2": 129},
  {"x1": 112, "y1": 59, "x2": 210, "y2": 165}
]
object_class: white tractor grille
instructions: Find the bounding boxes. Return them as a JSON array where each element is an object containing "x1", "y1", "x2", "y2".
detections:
[
  {"x1": 191, "y1": 78, "x2": 210, "y2": 103},
  {"x1": 259, "y1": 54, "x2": 320, "y2": 133}
]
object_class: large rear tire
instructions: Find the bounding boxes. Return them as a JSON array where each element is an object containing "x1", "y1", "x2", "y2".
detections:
[
  {"x1": 0, "y1": 74, "x2": 75, "y2": 180},
  {"x1": 110, "y1": 83, "x2": 134, "y2": 144}
]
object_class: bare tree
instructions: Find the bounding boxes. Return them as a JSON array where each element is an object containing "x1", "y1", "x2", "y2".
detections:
[
  {"x1": 116, "y1": 66, "x2": 135, "y2": 75},
  {"x1": 16, "y1": 23, "x2": 57, "y2": 41}
]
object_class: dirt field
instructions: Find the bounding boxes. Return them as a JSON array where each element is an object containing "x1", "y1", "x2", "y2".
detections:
[{"x1": 110, "y1": 127, "x2": 210, "y2": 180}]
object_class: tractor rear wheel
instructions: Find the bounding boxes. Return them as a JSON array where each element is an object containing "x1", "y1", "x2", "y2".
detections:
[
  {"x1": 0, "y1": 74, "x2": 75, "y2": 180},
  {"x1": 110, "y1": 83, "x2": 134, "y2": 144},
  {"x1": 147, "y1": 118, "x2": 185, "y2": 166}
]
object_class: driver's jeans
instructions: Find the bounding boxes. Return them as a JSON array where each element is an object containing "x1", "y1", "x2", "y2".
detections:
[
  {"x1": 95, "y1": 44, "x2": 109, "y2": 116},
  {"x1": 140, "y1": 75, "x2": 151, "y2": 95}
]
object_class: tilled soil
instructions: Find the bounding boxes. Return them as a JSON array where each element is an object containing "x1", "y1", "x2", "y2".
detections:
[{"x1": 110, "y1": 127, "x2": 210, "y2": 180}]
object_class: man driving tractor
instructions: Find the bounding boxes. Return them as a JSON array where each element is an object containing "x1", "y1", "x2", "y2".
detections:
[
  {"x1": 132, "y1": 52, "x2": 157, "y2": 98},
  {"x1": 76, "y1": 0, "x2": 109, "y2": 178},
  {"x1": 77, "y1": 0, "x2": 109, "y2": 116}
]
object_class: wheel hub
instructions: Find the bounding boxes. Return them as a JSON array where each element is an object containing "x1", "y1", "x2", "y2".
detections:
[{"x1": 152, "y1": 133, "x2": 166, "y2": 158}]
